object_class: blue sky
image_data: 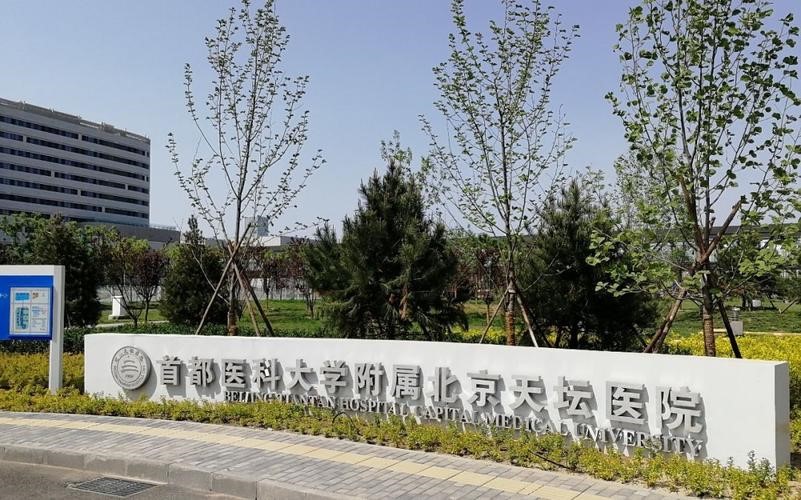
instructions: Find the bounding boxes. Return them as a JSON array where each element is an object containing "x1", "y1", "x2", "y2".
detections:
[{"x1": 1, "y1": 1, "x2": 797, "y2": 234}]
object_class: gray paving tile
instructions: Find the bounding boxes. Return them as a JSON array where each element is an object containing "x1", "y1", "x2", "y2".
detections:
[{"x1": 0, "y1": 411, "x2": 696, "y2": 499}]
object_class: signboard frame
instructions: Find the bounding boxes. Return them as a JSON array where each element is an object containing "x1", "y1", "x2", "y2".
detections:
[
  {"x1": 1, "y1": 279, "x2": 54, "y2": 340},
  {"x1": 0, "y1": 265, "x2": 65, "y2": 393}
]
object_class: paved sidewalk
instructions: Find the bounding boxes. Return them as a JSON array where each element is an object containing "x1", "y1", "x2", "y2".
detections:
[{"x1": 0, "y1": 412, "x2": 690, "y2": 499}]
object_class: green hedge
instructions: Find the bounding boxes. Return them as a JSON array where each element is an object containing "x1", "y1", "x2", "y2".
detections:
[
  {"x1": 0, "y1": 353, "x2": 84, "y2": 391},
  {"x1": 0, "y1": 352, "x2": 795, "y2": 498},
  {"x1": 0, "y1": 387, "x2": 790, "y2": 498}
]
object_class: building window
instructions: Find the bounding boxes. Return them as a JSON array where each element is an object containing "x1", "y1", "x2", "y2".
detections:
[
  {"x1": 0, "y1": 146, "x2": 147, "y2": 181},
  {"x1": 54, "y1": 171, "x2": 126, "y2": 190},
  {"x1": 127, "y1": 185, "x2": 149, "y2": 194},
  {"x1": 0, "y1": 161, "x2": 51, "y2": 177},
  {"x1": 26, "y1": 136, "x2": 149, "y2": 170},
  {"x1": 0, "y1": 114, "x2": 79, "y2": 139},
  {"x1": 81, "y1": 190, "x2": 148, "y2": 207},
  {"x1": 0, "y1": 131, "x2": 24, "y2": 142},
  {"x1": 105, "y1": 207, "x2": 148, "y2": 219},
  {"x1": 81, "y1": 135, "x2": 148, "y2": 157},
  {"x1": 0, "y1": 192, "x2": 102, "y2": 212},
  {"x1": 0, "y1": 176, "x2": 78, "y2": 195}
]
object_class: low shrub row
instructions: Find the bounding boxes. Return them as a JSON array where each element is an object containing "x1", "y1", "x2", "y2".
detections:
[
  {"x1": 668, "y1": 335, "x2": 801, "y2": 412},
  {"x1": 0, "y1": 387, "x2": 792, "y2": 499},
  {"x1": 0, "y1": 352, "x2": 795, "y2": 498},
  {"x1": 0, "y1": 329, "x2": 90, "y2": 354},
  {"x1": 0, "y1": 352, "x2": 84, "y2": 391},
  {"x1": 671, "y1": 336, "x2": 801, "y2": 456}
]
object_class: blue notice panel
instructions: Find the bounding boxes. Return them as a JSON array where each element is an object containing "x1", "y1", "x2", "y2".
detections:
[{"x1": 0, "y1": 275, "x2": 54, "y2": 341}]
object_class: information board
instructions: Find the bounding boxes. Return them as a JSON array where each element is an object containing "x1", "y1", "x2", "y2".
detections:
[
  {"x1": 0, "y1": 265, "x2": 65, "y2": 394},
  {"x1": 0, "y1": 275, "x2": 54, "y2": 340},
  {"x1": 10, "y1": 287, "x2": 51, "y2": 338}
]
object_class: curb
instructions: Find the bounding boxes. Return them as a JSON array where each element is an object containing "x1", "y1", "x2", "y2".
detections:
[{"x1": 0, "y1": 444, "x2": 352, "y2": 500}]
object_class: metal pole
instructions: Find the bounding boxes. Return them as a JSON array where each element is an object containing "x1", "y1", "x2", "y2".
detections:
[{"x1": 48, "y1": 265, "x2": 65, "y2": 394}]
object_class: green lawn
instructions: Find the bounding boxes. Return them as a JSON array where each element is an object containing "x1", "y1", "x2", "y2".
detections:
[
  {"x1": 669, "y1": 300, "x2": 801, "y2": 337},
  {"x1": 264, "y1": 298, "x2": 801, "y2": 340},
  {"x1": 98, "y1": 299, "x2": 322, "y2": 331},
  {"x1": 97, "y1": 297, "x2": 801, "y2": 339},
  {"x1": 257, "y1": 299, "x2": 321, "y2": 331},
  {"x1": 97, "y1": 303, "x2": 166, "y2": 325},
  {"x1": 257, "y1": 299, "x2": 510, "y2": 336}
]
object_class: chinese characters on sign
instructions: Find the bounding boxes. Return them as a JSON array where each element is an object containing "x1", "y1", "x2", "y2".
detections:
[{"x1": 143, "y1": 354, "x2": 706, "y2": 457}]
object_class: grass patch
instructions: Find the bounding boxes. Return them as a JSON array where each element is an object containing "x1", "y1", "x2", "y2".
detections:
[
  {"x1": 249, "y1": 299, "x2": 510, "y2": 338},
  {"x1": 97, "y1": 298, "x2": 801, "y2": 344},
  {"x1": 257, "y1": 299, "x2": 801, "y2": 338},
  {"x1": 669, "y1": 301, "x2": 801, "y2": 337},
  {"x1": 98, "y1": 303, "x2": 166, "y2": 324},
  {"x1": 94, "y1": 299, "x2": 515, "y2": 340}
]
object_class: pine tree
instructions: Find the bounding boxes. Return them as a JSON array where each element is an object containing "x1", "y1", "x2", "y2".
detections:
[
  {"x1": 161, "y1": 217, "x2": 228, "y2": 326},
  {"x1": 519, "y1": 177, "x2": 657, "y2": 351},
  {"x1": 306, "y1": 160, "x2": 467, "y2": 340}
]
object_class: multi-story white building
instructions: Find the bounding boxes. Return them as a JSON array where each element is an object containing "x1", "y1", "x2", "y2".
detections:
[{"x1": 0, "y1": 97, "x2": 151, "y2": 226}]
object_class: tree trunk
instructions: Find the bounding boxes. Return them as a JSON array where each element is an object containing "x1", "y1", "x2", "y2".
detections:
[
  {"x1": 701, "y1": 282, "x2": 716, "y2": 357},
  {"x1": 504, "y1": 284, "x2": 516, "y2": 346},
  {"x1": 780, "y1": 300, "x2": 798, "y2": 314},
  {"x1": 716, "y1": 299, "x2": 742, "y2": 358},
  {"x1": 514, "y1": 291, "x2": 544, "y2": 347},
  {"x1": 305, "y1": 292, "x2": 314, "y2": 317},
  {"x1": 645, "y1": 202, "x2": 741, "y2": 355},
  {"x1": 478, "y1": 290, "x2": 507, "y2": 344},
  {"x1": 707, "y1": 271, "x2": 741, "y2": 358},
  {"x1": 645, "y1": 289, "x2": 687, "y2": 353},
  {"x1": 227, "y1": 278, "x2": 239, "y2": 336}
]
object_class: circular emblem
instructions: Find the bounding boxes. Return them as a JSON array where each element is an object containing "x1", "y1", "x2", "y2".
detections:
[{"x1": 110, "y1": 346, "x2": 151, "y2": 390}]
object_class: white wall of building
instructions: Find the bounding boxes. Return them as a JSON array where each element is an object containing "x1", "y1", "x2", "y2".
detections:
[{"x1": 0, "y1": 98, "x2": 150, "y2": 226}]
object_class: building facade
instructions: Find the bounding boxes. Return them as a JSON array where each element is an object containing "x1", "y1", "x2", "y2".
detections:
[{"x1": 0, "y1": 98, "x2": 150, "y2": 226}]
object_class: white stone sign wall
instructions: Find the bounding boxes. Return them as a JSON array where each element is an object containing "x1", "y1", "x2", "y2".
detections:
[{"x1": 84, "y1": 334, "x2": 790, "y2": 468}]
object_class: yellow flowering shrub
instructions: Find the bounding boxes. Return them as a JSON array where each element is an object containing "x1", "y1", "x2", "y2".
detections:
[
  {"x1": 669, "y1": 335, "x2": 801, "y2": 453},
  {"x1": 0, "y1": 352, "x2": 84, "y2": 392},
  {"x1": 668, "y1": 336, "x2": 801, "y2": 409}
]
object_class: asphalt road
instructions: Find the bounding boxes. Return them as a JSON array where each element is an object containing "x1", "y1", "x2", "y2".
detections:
[{"x1": 0, "y1": 461, "x2": 239, "y2": 500}]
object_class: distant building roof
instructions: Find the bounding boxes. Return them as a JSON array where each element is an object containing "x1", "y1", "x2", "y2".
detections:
[{"x1": 0, "y1": 97, "x2": 149, "y2": 143}]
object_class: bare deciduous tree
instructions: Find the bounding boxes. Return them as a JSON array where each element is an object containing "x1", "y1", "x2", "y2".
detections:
[
  {"x1": 421, "y1": 0, "x2": 578, "y2": 346},
  {"x1": 168, "y1": 0, "x2": 323, "y2": 335}
]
